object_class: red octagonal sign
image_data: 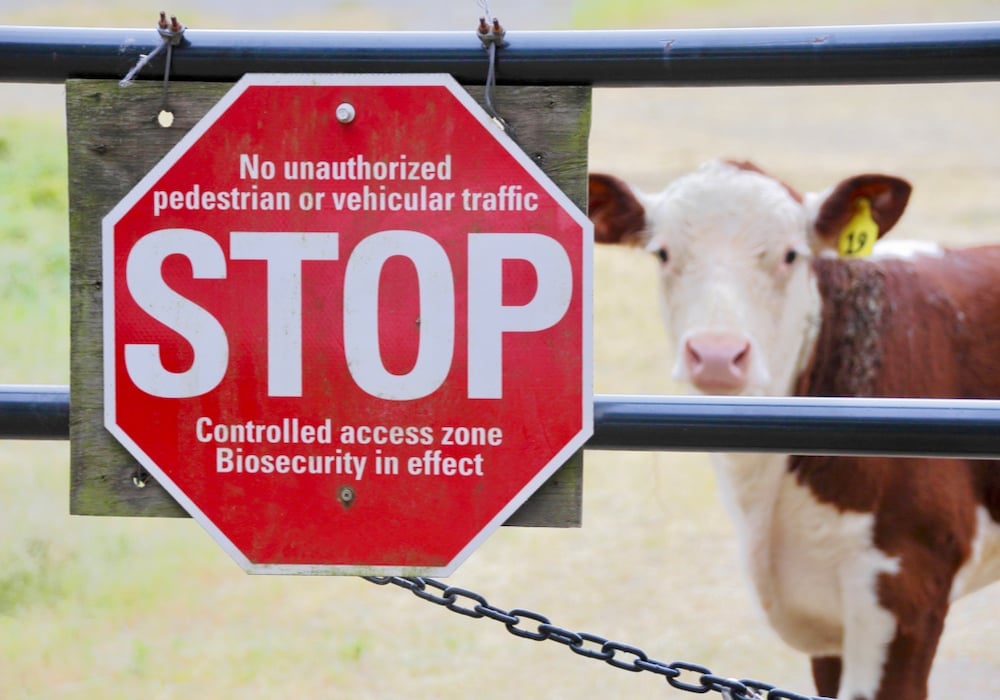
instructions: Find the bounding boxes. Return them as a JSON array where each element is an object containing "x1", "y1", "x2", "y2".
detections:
[{"x1": 103, "y1": 74, "x2": 592, "y2": 575}]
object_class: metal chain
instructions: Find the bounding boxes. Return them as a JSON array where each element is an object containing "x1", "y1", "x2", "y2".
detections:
[{"x1": 363, "y1": 576, "x2": 831, "y2": 700}]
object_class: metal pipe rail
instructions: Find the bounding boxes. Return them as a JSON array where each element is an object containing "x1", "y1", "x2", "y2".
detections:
[
  {"x1": 2, "y1": 22, "x2": 1000, "y2": 86},
  {"x1": 5, "y1": 385, "x2": 1000, "y2": 459},
  {"x1": 1, "y1": 385, "x2": 70, "y2": 441}
]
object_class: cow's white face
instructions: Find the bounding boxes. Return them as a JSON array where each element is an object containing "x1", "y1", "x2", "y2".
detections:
[
  {"x1": 588, "y1": 160, "x2": 912, "y2": 397},
  {"x1": 638, "y1": 162, "x2": 819, "y2": 395}
]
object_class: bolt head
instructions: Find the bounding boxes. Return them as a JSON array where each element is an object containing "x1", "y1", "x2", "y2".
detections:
[{"x1": 336, "y1": 103, "x2": 356, "y2": 124}]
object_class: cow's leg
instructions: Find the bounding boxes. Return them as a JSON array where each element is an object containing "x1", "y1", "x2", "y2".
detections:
[
  {"x1": 809, "y1": 656, "x2": 841, "y2": 697},
  {"x1": 839, "y1": 564, "x2": 951, "y2": 700},
  {"x1": 835, "y1": 559, "x2": 900, "y2": 700},
  {"x1": 868, "y1": 567, "x2": 949, "y2": 700},
  {"x1": 866, "y1": 614, "x2": 946, "y2": 700}
]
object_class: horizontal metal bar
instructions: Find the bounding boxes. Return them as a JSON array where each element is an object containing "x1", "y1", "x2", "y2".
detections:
[
  {"x1": 2, "y1": 22, "x2": 999, "y2": 86},
  {"x1": 4, "y1": 386, "x2": 1000, "y2": 459},
  {"x1": 0, "y1": 385, "x2": 71, "y2": 440},
  {"x1": 592, "y1": 395, "x2": 1000, "y2": 459}
]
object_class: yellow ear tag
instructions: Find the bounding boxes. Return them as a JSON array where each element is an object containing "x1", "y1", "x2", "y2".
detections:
[{"x1": 837, "y1": 197, "x2": 878, "y2": 258}]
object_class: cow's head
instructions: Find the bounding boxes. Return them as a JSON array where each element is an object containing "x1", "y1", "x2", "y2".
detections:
[{"x1": 589, "y1": 160, "x2": 911, "y2": 395}]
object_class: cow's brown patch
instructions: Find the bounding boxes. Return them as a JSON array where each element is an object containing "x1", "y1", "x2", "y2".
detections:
[{"x1": 790, "y1": 247, "x2": 1000, "y2": 699}]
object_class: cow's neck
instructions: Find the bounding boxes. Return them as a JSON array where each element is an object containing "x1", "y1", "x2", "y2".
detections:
[{"x1": 710, "y1": 452, "x2": 788, "y2": 573}]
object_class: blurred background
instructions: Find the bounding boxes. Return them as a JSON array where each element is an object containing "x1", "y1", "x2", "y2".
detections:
[{"x1": 2, "y1": 1, "x2": 999, "y2": 698}]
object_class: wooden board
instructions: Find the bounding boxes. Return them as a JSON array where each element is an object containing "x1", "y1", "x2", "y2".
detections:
[{"x1": 68, "y1": 79, "x2": 591, "y2": 527}]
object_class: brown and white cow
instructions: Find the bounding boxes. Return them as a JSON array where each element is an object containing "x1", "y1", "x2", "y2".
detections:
[{"x1": 588, "y1": 160, "x2": 1000, "y2": 700}]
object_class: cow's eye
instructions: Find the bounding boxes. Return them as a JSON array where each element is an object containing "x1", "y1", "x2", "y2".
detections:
[
  {"x1": 655, "y1": 247, "x2": 669, "y2": 264},
  {"x1": 783, "y1": 248, "x2": 798, "y2": 265}
]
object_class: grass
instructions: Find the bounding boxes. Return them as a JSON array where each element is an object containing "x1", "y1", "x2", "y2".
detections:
[
  {"x1": 0, "y1": 1, "x2": 393, "y2": 31},
  {"x1": 0, "y1": 97, "x2": 787, "y2": 699},
  {"x1": 0, "y1": 115, "x2": 73, "y2": 637},
  {"x1": 0, "y1": 115, "x2": 70, "y2": 384},
  {"x1": 3, "y1": 1, "x2": 1000, "y2": 698},
  {"x1": 571, "y1": 0, "x2": 1000, "y2": 28}
]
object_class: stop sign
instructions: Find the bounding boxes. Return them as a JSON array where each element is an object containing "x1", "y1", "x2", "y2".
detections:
[{"x1": 103, "y1": 74, "x2": 592, "y2": 575}]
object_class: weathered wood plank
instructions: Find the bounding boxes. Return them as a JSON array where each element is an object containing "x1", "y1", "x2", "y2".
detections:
[{"x1": 68, "y1": 79, "x2": 591, "y2": 528}]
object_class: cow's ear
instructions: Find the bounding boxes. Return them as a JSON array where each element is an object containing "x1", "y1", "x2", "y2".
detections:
[
  {"x1": 588, "y1": 173, "x2": 649, "y2": 246},
  {"x1": 810, "y1": 174, "x2": 912, "y2": 250}
]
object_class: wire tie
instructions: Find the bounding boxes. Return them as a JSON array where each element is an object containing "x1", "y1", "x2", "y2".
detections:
[
  {"x1": 120, "y1": 11, "x2": 186, "y2": 126},
  {"x1": 476, "y1": 14, "x2": 515, "y2": 136}
]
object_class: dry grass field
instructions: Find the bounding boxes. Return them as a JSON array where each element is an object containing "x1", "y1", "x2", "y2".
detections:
[{"x1": 2, "y1": 1, "x2": 999, "y2": 698}]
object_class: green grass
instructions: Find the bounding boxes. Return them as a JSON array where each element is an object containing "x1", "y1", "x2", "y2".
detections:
[
  {"x1": 0, "y1": 93, "x2": 772, "y2": 699},
  {"x1": 3, "y1": 1, "x2": 1000, "y2": 697},
  {"x1": 0, "y1": 119, "x2": 71, "y2": 632},
  {"x1": 0, "y1": 116, "x2": 70, "y2": 384},
  {"x1": 571, "y1": 0, "x2": 733, "y2": 29},
  {"x1": 571, "y1": 0, "x2": 1000, "y2": 28},
  {"x1": 0, "y1": 0, "x2": 394, "y2": 31}
]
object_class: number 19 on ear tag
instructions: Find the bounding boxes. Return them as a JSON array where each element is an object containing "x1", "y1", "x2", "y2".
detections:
[{"x1": 838, "y1": 198, "x2": 878, "y2": 258}]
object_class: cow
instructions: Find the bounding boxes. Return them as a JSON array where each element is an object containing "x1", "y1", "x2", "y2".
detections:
[{"x1": 587, "y1": 159, "x2": 1000, "y2": 700}]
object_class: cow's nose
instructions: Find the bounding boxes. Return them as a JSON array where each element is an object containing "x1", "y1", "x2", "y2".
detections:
[{"x1": 683, "y1": 332, "x2": 752, "y2": 393}]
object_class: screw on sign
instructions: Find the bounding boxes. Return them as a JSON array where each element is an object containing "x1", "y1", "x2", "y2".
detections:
[{"x1": 103, "y1": 74, "x2": 593, "y2": 575}]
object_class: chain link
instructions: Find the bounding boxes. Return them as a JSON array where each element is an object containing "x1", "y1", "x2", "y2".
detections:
[{"x1": 363, "y1": 576, "x2": 831, "y2": 700}]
